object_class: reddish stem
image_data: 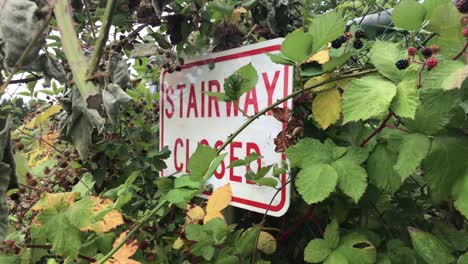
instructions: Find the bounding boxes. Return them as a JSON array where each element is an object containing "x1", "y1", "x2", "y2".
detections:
[
  {"x1": 453, "y1": 41, "x2": 468, "y2": 60},
  {"x1": 276, "y1": 207, "x2": 315, "y2": 241},
  {"x1": 359, "y1": 112, "x2": 393, "y2": 147}
]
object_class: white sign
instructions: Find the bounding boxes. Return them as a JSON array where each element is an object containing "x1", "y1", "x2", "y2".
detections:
[{"x1": 160, "y1": 39, "x2": 292, "y2": 216}]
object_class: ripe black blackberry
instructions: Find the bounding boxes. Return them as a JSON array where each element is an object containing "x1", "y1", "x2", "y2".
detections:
[
  {"x1": 353, "y1": 39, "x2": 363, "y2": 49},
  {"x1": 331, "y1": 36, "x2": 347, "y2": 49},
  {"x1": 355, "y1": 30, "x2": 365, "y2": 39},
  {"x1": 331, "y1": 39, "x2": 342, "y2": 49},
  {"x1": 395, "y1": 59, "x2": 409, "y2": 70},
  {"x1": 456, "y1": 0, "x2": 468, "y2": 13},
  {"x1": 422, "y1": 47, "x2": 433, "y2": 58}
]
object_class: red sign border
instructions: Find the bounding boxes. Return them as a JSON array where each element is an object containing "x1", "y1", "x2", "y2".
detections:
[{"x1": 160, "y1": 43, "x2": 290, "y2": 213}]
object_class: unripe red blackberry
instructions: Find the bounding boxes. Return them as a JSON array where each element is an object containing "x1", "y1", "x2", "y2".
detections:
[
  {"x1": 426, "y1": 57, "x2": 438, "y2": 70},
  {"x1": 139, "y1": 239, "x2": 150, "y2": 250},
  {"x1": 152, "y1": 102, "x2": 158, "y2": 108},
  {"x1": 16, "y1": 142, "x2": 24, "y2": 151},
  {"x1": 146, "y1": 253, "x2": 156, "y2": 262},
  {"x1": 353, "y1": 39, "x2": 363, "y2": 49},
  {"x1": 395, "y1": 59, "x2": 409, "y2": 70},
  {"x1": 408, "y1": 47, "x2": 417, "y2": 56},
  {"x1": 463, "y1": 28, "x2": 468, "y2": 37},
  {"x1": 355, "y1": 30, "x2": 365, "y2": 39},
  {"x1": 27, "y1": 178, "x2": 37, "y2": 186},
  {"x1": 44, "y1": 167, "x2": 51, "y2": 174},
  {"x1": 421, "y1": 47, "x2": 433, "y2": 58},
  {"x1": 26, "y1": 172, "x2": 32, "y2": 179},
  {"x1": 456, "y1": 0, "x2": 468, "y2": 13},
  {"x1": 5, "y1": 240, "x2": 15, "y2": 247}
]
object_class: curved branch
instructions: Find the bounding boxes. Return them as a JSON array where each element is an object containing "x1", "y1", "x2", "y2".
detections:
[{"x1": 216, "y1": 68, "x2": 378, "y2": 154}]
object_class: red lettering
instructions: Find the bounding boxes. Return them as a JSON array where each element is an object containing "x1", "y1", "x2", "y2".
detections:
[
  {"x1": 226, "y1": 100, "x2": 240, "y2": 117},
  {"x1": 177, "y1": 84, "x2": 185, "y2": 118},
  {"x1": 208, "y1": 80, "x2": 220, "y2": 117},
  {"x1": 200, "y1": 139, "x2": 209, "y2": 146},
  {"x1": 185, "y1": 139, "x2": 190, "y2": 173},
  {"x1": 187, "y1": 84, "x2": 198, "y2": 118},
  {"x1": 201, "y1": 81, "x2": 205, "y2": 117},
  {"x1": 243, "y1": 89, "x2": 259, "y2": 115},
  {"x1": 229, "y1": 141, "x2": 243, "y2": 183},
  {"x1": 174, "y1": 138, "x2": 184, "y2": 171},
  {"x1": 165, "y1": 85, "x2": 174, "y2": 119},
  {"x1": 214, "y1": 140, "x2": 225, "y2": 179},
  {"x1": 263, "y1": 71, "x2": 280, "y2": 115}
]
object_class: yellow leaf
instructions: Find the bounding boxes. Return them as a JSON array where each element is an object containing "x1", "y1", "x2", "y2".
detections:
[
  {"x1": 32, "y1": 192, "x2": 78, "y2": 211},
  {"x1": 105, "y1": 232, "x2": 141, "y2": 264},
  {"x1": 25, "y1": 105, "x2": 62, "y2": 128},
  {"x1": 27, "y1": 132, "x2": 60, "y2": 167},
  {"x1": 257, "y1": 231, "x2": 277, "y2": 255},
  {"x1": 81, "y1": 196, "x2": 124, "y2": 233},
  {"x1": 312, "y1": 88, "x2": 342, "y2": 129},
  {"x1": 206, "y1": 184, "x2": 232, "y2": 213},
  {"x1": 203, "y1": 211, "x2": 224, "y2": 224},
  {"x1": 172, "y1": 237, "x2": 185, "y2": 250},
  {"x1": 227, "y1": 7, "x2": 247, "y2": 24},
  {"x1": 337, "y1": 78, "x2": 352, "y2": 90},
  {"x1": 304, "y1": 73, "x2": 335, "y2": 92},
  {"x1": 306, "y1": 48, "x2": 330, "y2": 64},
  {"x1": 185, "y1": 205, "x2": 205, "y2": 224}
]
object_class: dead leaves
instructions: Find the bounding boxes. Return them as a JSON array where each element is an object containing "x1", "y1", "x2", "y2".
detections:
[
  {"x1": 81, "y1": 196, "x2": 124, "y2": 233},
  {"x1": 272, "y1": 108, "x2": 303, "y2": 152},
  {"x1": 183, "y1": 184, "x2": 232, "y2": 225},
  {"x1": 104, "y1": 232, "x2": 140, "y2": 264}
]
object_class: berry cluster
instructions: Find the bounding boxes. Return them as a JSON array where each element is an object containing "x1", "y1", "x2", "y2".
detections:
[
  {"x1": 331, "y1": 27, "x2": 365, "y2": 49},
  {"x1": 395, "y1": 46, "x2": 439, "y2": 71}
]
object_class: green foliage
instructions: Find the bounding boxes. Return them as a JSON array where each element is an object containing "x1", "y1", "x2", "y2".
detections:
[
  {"x1": 1, "y1": 0, "x2": 467, "y2": 263},
  {"x1": 392, "y1": 0, "x2": 426, "y2": 31}
]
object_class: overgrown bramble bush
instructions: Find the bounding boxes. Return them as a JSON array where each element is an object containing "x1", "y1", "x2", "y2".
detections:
[{"x1": 0, "y1": 0, "x2": 466, "y2": 263}]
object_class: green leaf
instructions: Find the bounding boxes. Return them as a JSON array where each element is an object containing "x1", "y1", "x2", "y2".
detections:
[
  {"x1": 174, "y1": 176, "x2": 203, "y2": 189},
  {"x1": 228, "y1": 152, "x2": 261, "y2": 168},
  {"x1": 452, "y1": 172, "x2": 468, "y2": 218},
  {"x1": 390, "y1": 80, "x2": 419, "y2": 119},
  {"x1": 189, "y1": 144, "x2": 217, "y2": 180},
  {"x1": 403, "y1": 88, "x2": 460, "y2": 135},
  {"x1": 422, "y1": 137, "x2": 468, "y2": 203},
  {"x1": 205, "y1": 92, "x2": 228, "y2": 101},
  {"x1": 165, "y1": 188, "x2": 200, "y2": 205},
  {"x1": 393, "y1": 133, "x2": 430, "y2": 180},
  {"x1": 295, "y1": 163, "x2": 338, "y2": 204},
  {"x1": 304, "y1": 239, "x2": 332, "y2": 263},
  {"x1": 72, "y1": 172, "x2": 95, "y2": 196},
  {"x1": 324, "y1": 219, "x2": 340, "y2": 249},
  {"x1": 424, "y1": 61, "x2": 468, "y2": 91},
  {"x1": 322, "y1": 53, "x2": 353, "y2": 72},
  {"x1": 367, "y1": 145, "x2": 402, "y2": 194},
  {"x1": 332, "y1": 158, "x2": 368, "y2": 203},
  {"x1": 370, "y1": 41, "x2": 406, "y2": 82},
  {"x1": 286, "y1": 138, "x2": 334, "y2": 168},
  {"x1": 408, "y1": 227, "x2": 455, "y2": 264},
  {"x1": 249, "y1": 177, "x2": 278, "y2": 187},
  {"x1": 432, "y1": 221, "x2": 468, "y2": 251},
  {"x1": 342, "y1": 76, "x2": 397, "y2": 123},
  {"x1": 267, "y1": 53, "x2": 295, "y2": 65},
  {"x1": 222, "y1": 63, "x2": 259, "y2": 101},
  {"x1": 308, "y1": 12, "x2": 346, "y2": 54},
  {"x1": 324, "y1": 251, "x2": 349, "y2": 264},
  {"x1": 392, "y1": 0, "x2": 426, "y2": 31},
  {"x1": 203, "y1": 153, "x2": 228, "y2": 182},
  {"x1": 44, "y1": 214, "x2": 82, "y2": 259},
  {"x1": 235, "y1": 226, "x2": 261, "y2": 256},
  {"x1": 334, "y1": 233, "x2": 376, "y2": 264},
  {"x1": 423, "y1": 0, "x2": 450, "y2": 19},
  {"x1": 281, "y1": 28, "x2": 313, "y2": 63}
]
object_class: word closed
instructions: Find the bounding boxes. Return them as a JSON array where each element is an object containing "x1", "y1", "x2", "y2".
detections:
[{"x1": 160, "y1": 39, "x2": 292, "y2": 216}]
